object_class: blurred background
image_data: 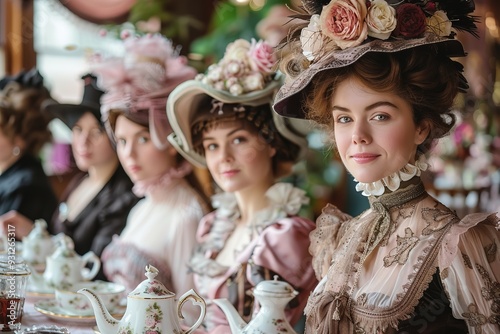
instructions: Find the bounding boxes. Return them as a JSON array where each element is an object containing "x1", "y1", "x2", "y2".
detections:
[{"x1": 2, "y1": 0, "x2": 500, "y2": 219}]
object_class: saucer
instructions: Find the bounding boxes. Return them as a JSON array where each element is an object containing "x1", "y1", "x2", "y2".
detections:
[{"x1": 34, "y1": 300, "x2": 125, "y2": 324}]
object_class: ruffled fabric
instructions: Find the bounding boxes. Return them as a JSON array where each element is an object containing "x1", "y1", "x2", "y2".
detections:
[
  {"x1": 189, "y1": 183, "x2": 309, "y2": 277},
  {"x1": 355, "y1": 156, "x2": 428, "y2": 196},
  {"x1": 306, "y1": 169, "x2": 500, "y2": 333},
  {"x1": 132, "y1": 160, "x2": 192, "y2": 197}
]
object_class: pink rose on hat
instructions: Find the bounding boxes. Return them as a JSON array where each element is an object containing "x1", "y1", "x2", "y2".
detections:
[
  {"x1": 319, "y1": 0, "x2": 368, "y2": 50},
  {"x1": 248, "y1": 39, "x2": 276, "y2": 74}
]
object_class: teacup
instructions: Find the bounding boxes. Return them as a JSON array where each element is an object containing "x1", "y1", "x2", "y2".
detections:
[{"x1": 55, "y1": 280, "x2": 125, "y2": 316}]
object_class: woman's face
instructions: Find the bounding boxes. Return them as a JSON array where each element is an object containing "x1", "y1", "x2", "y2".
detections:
[
  {"x1": 202, "y1": 122, "x2": 276, "y2": 194},
  {"x1": 114, "y1": 115, "x2": 176, "y2": 183},
  {"x1": 331, "y1": 76, "x2": 428, "y2": 183},
  {"x1": 72, "y1": 112, "x2": 116, "y2": 172}
]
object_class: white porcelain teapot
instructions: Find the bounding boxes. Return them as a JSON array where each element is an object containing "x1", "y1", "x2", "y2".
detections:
[
  {"x1": 28, "y1": 234, "x2": 100, "y2": 292},
  {"x1": 79, "y1": 265, "x2": 207, "y2": 334},
  {"x1": 214, "y1": 276, "x2": 299, "y2": 334},
  {"x1": 21, "y1": 219, "x2": 55, "y2": 269}
]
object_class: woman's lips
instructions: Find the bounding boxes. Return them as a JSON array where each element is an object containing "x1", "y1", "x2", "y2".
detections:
[
  {"x1": 351, "y1": 153, "x2": 379, "y2": 164},
  {"x1": 221, "y1": 169, "x2": 239, "y2": 177}
]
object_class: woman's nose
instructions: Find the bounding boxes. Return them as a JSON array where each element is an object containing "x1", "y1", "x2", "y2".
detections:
[
  {"x1": 352, "y1": 122, "x2": 371, "y2": 144},
  {"x1": 219, "y1": 144, "x2": 233, "y2": 162}
]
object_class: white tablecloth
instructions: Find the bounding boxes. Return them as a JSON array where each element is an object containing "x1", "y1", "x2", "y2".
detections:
[{"x1": 21, "y1": 299, "x2": 95, "y2": 334}]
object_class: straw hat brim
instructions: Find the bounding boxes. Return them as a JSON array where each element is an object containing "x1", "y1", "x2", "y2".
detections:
[{"x1": 167, "y1": 78, "x2": 312, "y2": 168}]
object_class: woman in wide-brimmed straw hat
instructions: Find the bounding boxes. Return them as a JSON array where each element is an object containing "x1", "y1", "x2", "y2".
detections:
[
  {"x1": 92, "y1": 33, "x2": 211, "y2": 322},
  {"x1": 167, "y1": 38, "x2": 317, "y2": 333},
  {"x1": 273, "y1": 0, "x2": 500, "y2": 333}
]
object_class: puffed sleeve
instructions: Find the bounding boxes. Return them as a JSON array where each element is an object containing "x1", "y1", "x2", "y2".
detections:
[
  {"x1": 439, "y1": 212, "x2": 500, "y2": 334},
  {"x1": 309, "y1": 204, "x2": 352, "y2": 279},
  {"x1": 249, "y1": 216, "x2": 318, "y2": 326}
]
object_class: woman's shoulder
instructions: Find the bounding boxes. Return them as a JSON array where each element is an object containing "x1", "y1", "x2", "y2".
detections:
[{"x1": 439, "y1": 212, "x2": 500, "y2": 269}]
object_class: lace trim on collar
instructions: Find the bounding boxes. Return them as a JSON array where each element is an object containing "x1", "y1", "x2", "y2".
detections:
[
  {"x1": 132, "y1": 160, "x2": 192, "y2": 197},
  {"x1": 189, "y1": 183, "x2": 309, "y2": 276},
  {"x1": 355, "y1": 157, "x2": 428, "y2": 197}
]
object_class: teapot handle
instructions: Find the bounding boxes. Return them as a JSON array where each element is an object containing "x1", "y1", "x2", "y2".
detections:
[
  {"x1": 178, "y1": 289, "x2": 206, "y2": 334},
  {"x1": 80, "y1": 251, "x2": 101, "y2": 281}
]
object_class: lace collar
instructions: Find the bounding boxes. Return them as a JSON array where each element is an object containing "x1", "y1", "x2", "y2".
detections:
[
  {"x1": 189, "y1": 183, "x2": 309, "y2": 276},
  {"x1": 132, "y1": 160, "x2": 192, "y2": 197},
  {"x1": 355, "y1": 156, "x2": 428, "y2": 197}
]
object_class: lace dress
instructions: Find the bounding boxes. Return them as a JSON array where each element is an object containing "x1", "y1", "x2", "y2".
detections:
[
  {"x1": 189, "y1": 183, "x2": 318, "y2": 333},
  {"x1": 305, "y1": 162, "x2": 500, "y2": 334}
]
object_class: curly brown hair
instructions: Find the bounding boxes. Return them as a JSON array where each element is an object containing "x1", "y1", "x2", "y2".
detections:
[
  {"x1": 303, "y1": 46, "x2": 463, "y2": 155},
  {"x1": 0, "y1": 82, "x2": 53, "y2": 156}
]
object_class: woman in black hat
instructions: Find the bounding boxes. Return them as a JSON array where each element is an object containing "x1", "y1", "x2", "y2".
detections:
[
  {"x1": 2, "y1": 74, "x2": 140, "y2": 280},
  {"x1": 0, "y1": 69, "x2": 58, "y2": 232}
]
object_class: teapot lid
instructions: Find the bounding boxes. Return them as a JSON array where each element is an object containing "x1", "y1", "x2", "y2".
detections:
[
  {"x1": 129, "y1": 265, "x2": 174, "y2": 299},
  {"x1": 25, "y1": 219, "x2": 50, "y2": 240},
  {"x1": 50, "y1": 234, "x2": 77, "y2": 259},
  {"x1": 253, "y1": 276, "x2": 298, "y2": 298}
]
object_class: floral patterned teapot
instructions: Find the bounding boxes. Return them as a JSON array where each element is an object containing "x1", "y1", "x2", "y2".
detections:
[
  {"x1": 79, "y1": 265, "x2": 207, "y2": 334},
  {"x1": 21, "y1": 219, "x2": 55, "y2": 269},
  {"x1": 213, "y1": 276, "x2": 299, "y2": 334},
  {"x1": 28, "y1": 234, "x2": 101, "y2": 292}
]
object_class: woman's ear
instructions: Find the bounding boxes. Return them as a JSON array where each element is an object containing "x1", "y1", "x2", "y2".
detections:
[
  {"x1": 415, "y1": 120, "x2": 431, "y2": 145},
  {"x1": 167, "y1": 144, "x2": 178, "y2": 157}
]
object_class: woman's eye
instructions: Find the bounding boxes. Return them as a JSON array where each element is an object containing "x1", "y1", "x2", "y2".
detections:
[
  {"x1": 232, "y1": 137, "x2": 246, "y2": 144},
  {"x1": 72, "y1": 126, "x2": 82, "y2": 133},
  {"x1": 373, "y1": 114, "x2": 389, "y2": 121},
  {"x1": 204, "y1": 143, "x2": 217, "y2": 151},
  {"x1": 336, "y1": 116, "x2": 351, "y2": 124},
  {"x1": 138, "y1": 136, "x2": 148, "y2": 144},
  {"x1": 117, "y1": 138, "x2": 126, "y2": 146}
]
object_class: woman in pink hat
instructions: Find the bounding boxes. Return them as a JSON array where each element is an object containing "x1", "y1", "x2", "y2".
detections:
[
  {"x1": 92, "y1": 34, "x2": 211, "y2": 317},
  {"x1": 274, "y1": 0, "x2": 500, "y2": 333}
]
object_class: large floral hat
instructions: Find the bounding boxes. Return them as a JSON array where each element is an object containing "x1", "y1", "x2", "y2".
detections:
[
  {"x1": 273, "y1": 0, "x2": 479, "y2": 118},
  {"x1": 166, "y1": 38, "x2": 312, "y2": 168},
  {"x1": 90, "y1": 33, "x2": 197, "y2": 149}
]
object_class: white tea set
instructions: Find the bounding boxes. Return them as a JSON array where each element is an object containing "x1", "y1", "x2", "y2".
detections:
[
  {"x1": 22, "y1": 220, "x2": 101, "y2": 293},
  {"x1": 78, "y1": 265, "x2": 299, "y2": 334}
]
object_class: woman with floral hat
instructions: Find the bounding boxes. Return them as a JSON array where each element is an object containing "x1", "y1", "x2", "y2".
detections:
[
  {"x1": 273, "y1": 0, "x2": 500, "y2": 333},
  {"x1": 91, "y1": 34, "x2": 211, "y2": 310},
  {"x1": 167, "y1": 38, "x2": 317, "y2": 333}
]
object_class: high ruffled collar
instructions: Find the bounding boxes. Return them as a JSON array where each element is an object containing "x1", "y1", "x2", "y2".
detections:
[
  {"x1": 355, "y1": 156, "x2": 428, "y2": 197},
  {"x1": 132, "y1": 160, "x2": 192, "y2": 197}
]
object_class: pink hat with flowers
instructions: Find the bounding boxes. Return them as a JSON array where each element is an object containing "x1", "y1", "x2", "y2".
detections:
[
  {"x1": 273, "y1": 0, "x2": 479, "y2": 118},
  {"x1": 90, "y1": 33, "x2": 197, "y2": 149}
]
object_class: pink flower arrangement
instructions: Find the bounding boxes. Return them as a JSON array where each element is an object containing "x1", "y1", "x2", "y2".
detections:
[
  {"x1": 248, "y1": 39, "x2": 276, "y2": 74},
  {"x1": 300, "y1": 0, "x2": 476, "y2": 61},
  {"x1": 196, "y1": 38, "x2": 277, "y2": 96},
  {"x1": 319, "y1": 0, "x2": 368, "y2": 50}
]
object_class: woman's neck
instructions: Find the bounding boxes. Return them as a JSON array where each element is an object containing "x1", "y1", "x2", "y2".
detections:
[
  {"x1": 87, "y1": 159, "x2": 118, "y2": 185},
  {"x1": 234, "y1": 181, "x2": 274, "y2": 224}
]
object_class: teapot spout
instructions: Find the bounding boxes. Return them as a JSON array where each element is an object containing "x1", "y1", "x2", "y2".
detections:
[
  {"x1": 213, "y1": 299, "x2": 247, "y2": 334},
  {"x1": 78, "y1": 288, "x2": 119, "y2": 334}
]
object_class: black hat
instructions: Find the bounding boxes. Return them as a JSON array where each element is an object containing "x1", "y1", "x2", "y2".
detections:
[{"x1": 45, "y1": 73, "x2": 105, "y2": 128}]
